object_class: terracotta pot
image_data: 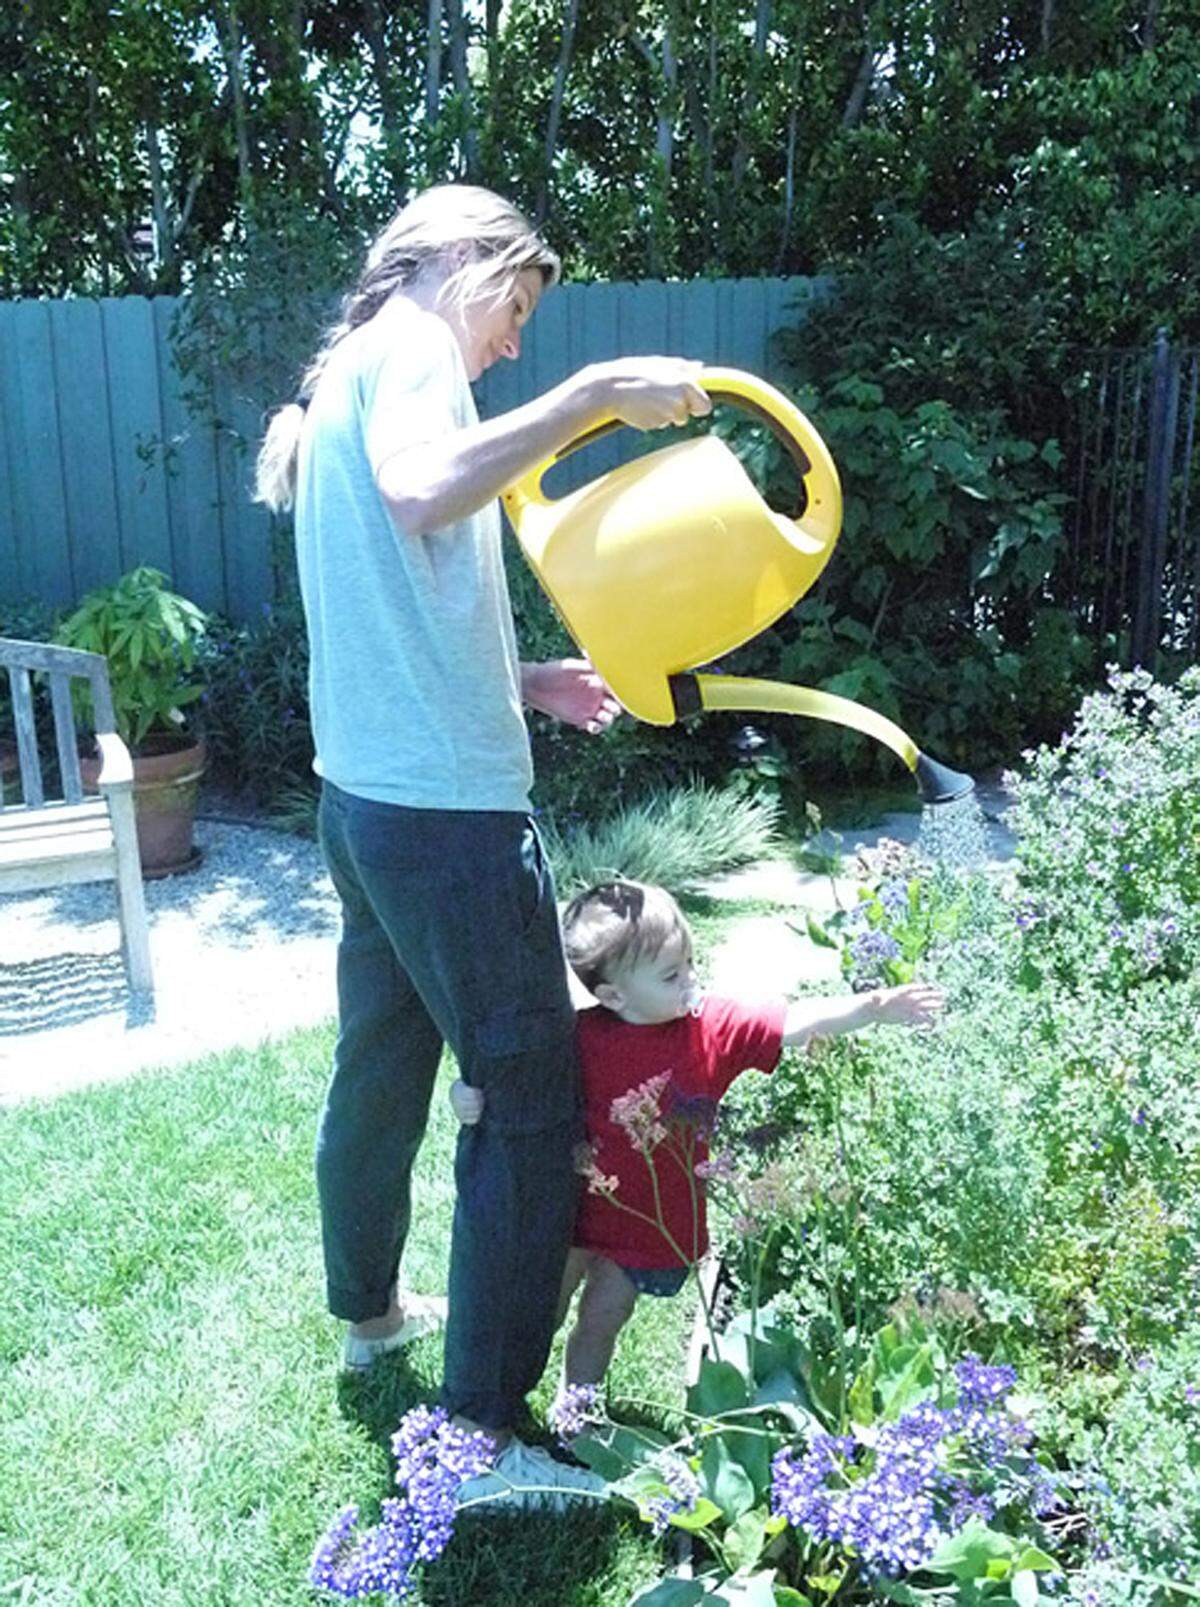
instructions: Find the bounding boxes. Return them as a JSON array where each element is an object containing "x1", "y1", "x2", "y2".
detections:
[{"x1": 82, "y1": 731, "x2": 207, "y2": 877}]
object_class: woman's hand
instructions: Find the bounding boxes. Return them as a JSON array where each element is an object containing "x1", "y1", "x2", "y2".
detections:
[
  {"x1": 584, "y1": 357, "x2": 712, "y2": 432},
  {"x1": 449, "y1": 1079, "x2": 484, "y2": 1125},
  {"x1": 520, "y1": 657, "x2": 622, "y2": 734}
]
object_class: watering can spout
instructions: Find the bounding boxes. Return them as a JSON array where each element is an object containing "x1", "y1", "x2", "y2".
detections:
[
  {"x1": 913, "y1": 752, "x2": 975, "y2": 806},
  {"x1": 672, "y1": 673, "x2": 974, "y2": 807}
]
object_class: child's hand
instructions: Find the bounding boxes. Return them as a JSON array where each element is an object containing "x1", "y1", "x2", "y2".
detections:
[
  {"x1": 871, "y1": 982, "x2": 945, "y2": 1027},
  {"x1": 449, "y1": 1079, "x2": 485, "y2": 1125}
]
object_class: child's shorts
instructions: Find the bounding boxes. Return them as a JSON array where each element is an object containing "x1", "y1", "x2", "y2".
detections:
[{"x1": 620, "y1": 1263, "x2": 689, "y2": 1298}]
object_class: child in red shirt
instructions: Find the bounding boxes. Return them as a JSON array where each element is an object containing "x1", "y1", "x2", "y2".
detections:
[{"x1": 450, "y1": 878, "x2": 943, "y2": 1396}]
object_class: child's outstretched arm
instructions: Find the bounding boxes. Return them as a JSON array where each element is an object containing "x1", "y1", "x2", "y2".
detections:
[
  {"x1": 781, "y1": 981, "x2": 945, "y2": 1049},
  {"x1": 448, "y1": 1079, "x2": 485, "y2": 1125}
]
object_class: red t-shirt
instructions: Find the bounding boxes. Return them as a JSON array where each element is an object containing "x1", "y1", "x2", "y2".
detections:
[{"x1": 574, "y1": 995, "x2": 786, "y2": 1268}]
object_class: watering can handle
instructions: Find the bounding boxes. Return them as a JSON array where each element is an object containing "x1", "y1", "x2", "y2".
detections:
[
  {"x1": 503, "y1": 368, "x2": 835, "y2": 522},
  {"x1": 553, "y1": 367, "x2": 815, "y2": 483}
]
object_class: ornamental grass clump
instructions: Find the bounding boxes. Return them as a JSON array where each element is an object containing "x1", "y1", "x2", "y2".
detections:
[{"x1": 1004, "y1": 666, "x2": 1200, "y2": 995}]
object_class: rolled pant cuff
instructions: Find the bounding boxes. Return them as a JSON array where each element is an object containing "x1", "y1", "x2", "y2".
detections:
[{"x1": 327, "y1": 1279, "x2": 396, "y2": 1324}]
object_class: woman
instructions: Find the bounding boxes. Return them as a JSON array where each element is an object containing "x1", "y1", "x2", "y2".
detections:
[{"x1": 255, "y1": 183, "x2": 709, "y2": 1501}]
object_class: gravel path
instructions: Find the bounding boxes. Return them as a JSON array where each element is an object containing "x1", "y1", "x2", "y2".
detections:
[
  {"x1": 0, "y1": 816, "x2": 341, "y2": 1104},
  {"x1": 0, "y1": 782, "x2": 1016, "y2": 1107}
]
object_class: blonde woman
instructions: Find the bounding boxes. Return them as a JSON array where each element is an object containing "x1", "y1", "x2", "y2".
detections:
[{"x1": 256, "y1": 183, "x2": 709, "y2": 1504}]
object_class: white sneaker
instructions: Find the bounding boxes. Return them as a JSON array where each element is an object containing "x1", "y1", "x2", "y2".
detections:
[
  {"x1": 341, "y1": 1293, "x2": 448, "y2": 1371},
  {"x1": 455, "y1": 1439, "x2": 607, "y2": 1513}
]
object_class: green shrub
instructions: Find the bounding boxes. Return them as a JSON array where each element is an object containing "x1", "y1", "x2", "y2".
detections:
[
  {"x1": 1006, "y1": 666, "x2": 1200, "y2": 995},
  {"x1": 198, "y1": 597, "x2": 314, "y2": 802},
  {"x1": 1068, "y1": 1326, "x2": 1200, "y2": 1602}
]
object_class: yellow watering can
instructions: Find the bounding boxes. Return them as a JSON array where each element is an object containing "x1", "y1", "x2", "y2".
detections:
[{"x1": 502, "y1": 367, "x2": 972, "y2": 804}]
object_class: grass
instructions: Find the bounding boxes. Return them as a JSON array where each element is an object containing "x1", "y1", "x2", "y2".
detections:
[{"x1": 1, "y1": 930, "x2": 742, "y2": 1604}]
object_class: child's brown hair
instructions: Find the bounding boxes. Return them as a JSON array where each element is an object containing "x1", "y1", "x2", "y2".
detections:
[{"x1": 561, "y1": 880, "x2": 692, "y2": 995}]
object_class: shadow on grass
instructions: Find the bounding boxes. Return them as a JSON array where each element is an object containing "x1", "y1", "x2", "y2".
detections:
[
  {"x1": 427, "y1": 1502, "x2": 658, "y2": 1607},
  {"x1": 334, "y1": 1351, "x2": 436, "y2": 1450}
]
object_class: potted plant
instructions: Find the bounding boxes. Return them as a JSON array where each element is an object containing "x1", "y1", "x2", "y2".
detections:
[{"x1": 57, "y1": 566, "x2": 209, "y2": 876}]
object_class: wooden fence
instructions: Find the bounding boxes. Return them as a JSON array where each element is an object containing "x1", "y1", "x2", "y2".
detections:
[{"x1": 0, "y1": 279, "x2": 823, "y2": 624}]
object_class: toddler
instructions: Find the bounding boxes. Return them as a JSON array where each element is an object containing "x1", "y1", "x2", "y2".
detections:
[{"x1": 449, "y1": 878, "x2": 943, "y2": 1395}]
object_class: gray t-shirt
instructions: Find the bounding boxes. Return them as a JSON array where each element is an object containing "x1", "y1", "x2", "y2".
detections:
[{"x1": 294, "y1": 297, "x2": 533, "y2": 811}]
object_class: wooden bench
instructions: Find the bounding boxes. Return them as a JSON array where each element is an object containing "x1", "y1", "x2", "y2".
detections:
[{"x1": 0, "y1": 638, "x2": 153, "y2": 995}]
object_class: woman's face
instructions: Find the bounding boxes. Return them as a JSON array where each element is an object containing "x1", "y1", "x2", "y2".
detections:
[{"x1": 446, "y1": 266, "x2": 545, "y2": 381}]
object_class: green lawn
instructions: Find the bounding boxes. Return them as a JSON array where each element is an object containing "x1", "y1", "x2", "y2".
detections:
[{"x1": 2, "y1": 897, "x2": 748, "y2": 1604}]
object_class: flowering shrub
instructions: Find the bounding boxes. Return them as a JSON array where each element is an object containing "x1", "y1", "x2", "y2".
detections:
[
  {"x1": 771, "y1": 1356, "x2": 1057, "y2": 1590},
  {"x1": 566, "y1": 1314, "x2": 1061, "y2": 1604},
  {"x1": 1063, "y1": 1325, "x2": 1200, "y2": 1604},
  {"x1": 1004, "y1": 667, "x2": 1200, "y2": 995},
  {"x1": 803, "y1": 840, "x2": 964, "y2": 992}
]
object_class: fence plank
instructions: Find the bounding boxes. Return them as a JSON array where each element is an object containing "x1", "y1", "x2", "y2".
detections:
[
  {"x1": 100, "y1": 298, "x2": 174, "y2": 580},
  {"x1": 49, "y1": 299, "x2": 122, "y2": 600},
  {"x1": 0, "y1": 309, "x2": 25, "y2": 604},
  {"x1": 10, "y1": 301, "x2": 72, "y2": 608},
  {"x1": 153, "y1": 298, "x2": 227, "y2": 615}
]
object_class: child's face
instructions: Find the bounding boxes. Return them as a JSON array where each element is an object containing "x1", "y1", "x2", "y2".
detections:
[{"x1": 599, "y1": 933, "x2": 697, "y2": 1026}]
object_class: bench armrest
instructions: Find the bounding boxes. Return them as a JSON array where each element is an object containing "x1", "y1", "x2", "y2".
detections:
[{"x1": 94, "y1": 730, "x2": 134, "y2": 791}]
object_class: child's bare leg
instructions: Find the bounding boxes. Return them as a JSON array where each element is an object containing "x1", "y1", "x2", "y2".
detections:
[
  {"x1": 556, "y1": 1247, "x2": 593, "y2": 1328},
  {"x1": 563, "y1": 1257, "x2": 638, "y2": 1386}
]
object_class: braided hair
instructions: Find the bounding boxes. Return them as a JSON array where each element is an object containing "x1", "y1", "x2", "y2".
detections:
[{"x1": 254, "y1": 185, "x2": 560, "y2": 513}]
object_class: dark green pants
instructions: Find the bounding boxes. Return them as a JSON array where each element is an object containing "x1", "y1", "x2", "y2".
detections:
[{"x1": 316, "y1": 781, "x2": 581, "y2": 1430}]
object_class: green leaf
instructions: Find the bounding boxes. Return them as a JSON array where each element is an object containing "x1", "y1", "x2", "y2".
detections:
[
  {"x1": 1011, "y1": 1571, "x2": 1039, "y2": 1607},
  {"x1": 724, "y1": 1508, "x2": 768, "y2": 1574},
  {"x1": 711, "y1": 1572, "x2": 778, "y2": 1606},
  {"x1": 663, "y1": 1496, "x2": 722, "y2": 1533},
  {"x1": 924, "y1": 1519, "x2": 1021, "y2": 1581},
  {"x1": 629, "y1": 1580, "x2": 707, "y2": 1606},
  {"x1": 688, "y1": 1359, "x2": 749, "y2": 1419},
  {"x1": 699, "y1": 1436, "x2": 756, "y2": 1522},
  {"x1": 804, "y1": 914, "x2": 838, "y2": 949},
  {"x1": 772, "y1": 1590, "x2": 812, "y2": 1606}
]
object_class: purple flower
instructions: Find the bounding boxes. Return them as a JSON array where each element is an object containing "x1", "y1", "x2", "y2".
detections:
[
  {"x1": 310, "y1": 1406, "x2": 494, "y2": 1600},
  {"x1": 770, "y1": 1362, "x2": 1054, "y2": 1582},
  {"x1": 643, "y1": 1455, "x2": 701, "y2": 1536},
  {"x1": 954, "y1": 1355, "x2": 1017, "y2": 1410},
  {"x1": 549, "y1": 1383, "x2": 604, "y2": 1441}
]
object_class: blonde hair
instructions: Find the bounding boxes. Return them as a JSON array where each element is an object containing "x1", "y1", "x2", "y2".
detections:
[
  {"x1": 254, "y1": 185, "x2": 560, "y2": 513},
  {"x1": 562, "y1": 880, "x2": 693, "y2": 995}
]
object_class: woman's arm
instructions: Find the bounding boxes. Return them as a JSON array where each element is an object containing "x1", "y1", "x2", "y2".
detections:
[
  {"x1": 781, "y1": 981, "x2": 945, "y2": 1049},
  {"x1": 377, "y1": 357, "x2": 710, "y2": 537}
]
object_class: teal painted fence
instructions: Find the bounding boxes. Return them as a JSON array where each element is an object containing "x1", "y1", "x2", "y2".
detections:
[{"x1": 0, "y1": 278, "x2": 822, "y2": 624}]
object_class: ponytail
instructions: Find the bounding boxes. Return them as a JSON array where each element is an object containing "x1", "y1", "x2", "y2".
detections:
[{"x1": 254, "y1": 402, "x2": 307, "y2": 514}]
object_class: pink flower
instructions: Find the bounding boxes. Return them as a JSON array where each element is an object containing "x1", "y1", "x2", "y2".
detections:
[
  {"x1": 574, "y1": 1140, "x2": 620, "y2": 1197},
  {"x1": 695, "y1": 1151, "x2": 739, "y2": 1184},
  {"x1": 610, "y1": 1072, "x2": 672, "y2": 1153}
]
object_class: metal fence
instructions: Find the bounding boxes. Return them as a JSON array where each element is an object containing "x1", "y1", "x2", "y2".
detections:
[
  {"x1": 0, "y1": 279, "x2": 824, "y2": 625},
  {"x1": 1063, "y1": 331, "x2": 1199, "y2": 668}
]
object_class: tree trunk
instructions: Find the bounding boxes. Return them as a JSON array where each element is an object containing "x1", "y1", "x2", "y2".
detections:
[
  {"x1": 536, "y1": 0, "x2": 582, "y2": 225},
  {"x1": 426, "y1": 0, "x2": 444, "y2": 126},
  {"x1": 446, "y1": 0, "x2": 478, "y2": 176},
  {"x1": 212, "y1": 0, "x2": 253, "y2": 200},
  {"x1": 841, "y1": 42, "x2": 876, "y2": 129},
  {"x1": 1040, "y1": 0, "x2": 1055, "y2": 52},
  {"x1": 730, "y1": 0, "x2": 771, "y2": 189},
  {"x1": 774, "y1": 99, "x2": 798, "y2": 273},
  {"x1": 1142, "y1": 0, "x2": 1160, "y2": 48},
  {"x1": 362, "y1": 0, "x2": 405, "y2": 170}
]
